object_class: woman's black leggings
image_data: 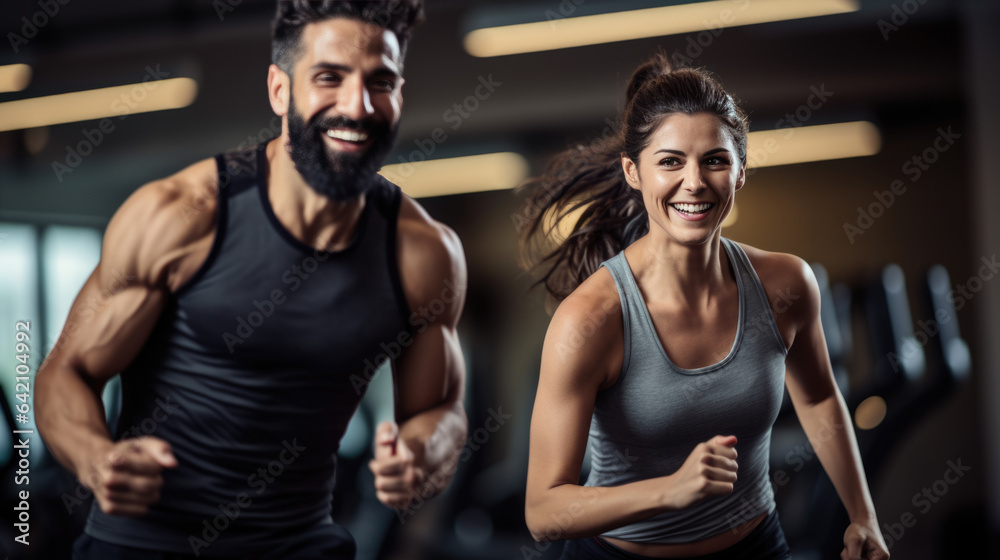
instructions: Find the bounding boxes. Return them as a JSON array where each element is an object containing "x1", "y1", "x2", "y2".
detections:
[{"x1": 558, "y1": 510, "x2": 791, "y2": 560}]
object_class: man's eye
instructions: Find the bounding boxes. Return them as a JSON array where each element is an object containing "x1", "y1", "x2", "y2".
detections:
[
  {"x1": 371, "y1": 79, "x2": 395, "y2": 91},
  {"x1": 317, "y1": 73, "x2": 342, "y2": 83}
]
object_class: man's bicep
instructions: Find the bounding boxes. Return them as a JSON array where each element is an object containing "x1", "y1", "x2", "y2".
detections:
[
  {"x1": 45, "y1": 261, "x2": 168, "y2": 392},
  {"x1": 46, "y1": 182, "x2": 185, "y2": 385},
  {"x1": 393, "y1": 322, "x2": 465, "y2": 422}
]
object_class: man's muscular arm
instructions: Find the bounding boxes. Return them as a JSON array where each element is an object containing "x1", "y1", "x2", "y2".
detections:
[
  {"x1": 35, "y1": 160, "x2": 216, "y2": 516},
  {"x1": 368, "y1": 196, "x2": 468, "y2": 510}
]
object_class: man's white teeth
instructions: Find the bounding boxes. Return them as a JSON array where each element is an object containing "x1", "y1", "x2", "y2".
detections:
[
  {"x1": 672, "y1": 203, "x2": 712, "y2": 213},
  {"x1": 325, "y1": 129, "x2": 368, "y2": 142}
]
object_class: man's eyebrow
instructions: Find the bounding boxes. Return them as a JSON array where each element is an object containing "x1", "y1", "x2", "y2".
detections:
[
  {"x1": 308, "y1": 62, "x2": 400, "y2": 79},
  {"x1": 309, "y1": 62, "x2": 352, "y2": 73}
]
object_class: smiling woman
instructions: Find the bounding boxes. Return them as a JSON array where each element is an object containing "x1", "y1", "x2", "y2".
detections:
[{"x1": 517, "y1": 54, "x2": 891, "y2": 560}]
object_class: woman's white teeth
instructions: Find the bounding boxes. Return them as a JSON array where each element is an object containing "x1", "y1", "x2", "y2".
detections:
[
  {"x1": 671, "y1": 203, "x2": 712, "y2": 214},
  {"x1": 326, "y1": 129, "x2": 368, "y2": 142}
]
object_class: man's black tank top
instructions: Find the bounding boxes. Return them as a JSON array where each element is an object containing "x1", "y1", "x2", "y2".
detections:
[{"x1": 84, "y1": 143, "x2": 412, "y2": 555}]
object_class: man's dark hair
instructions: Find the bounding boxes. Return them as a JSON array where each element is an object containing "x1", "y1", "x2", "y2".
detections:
[{"x1": 272, "y1": 0, "x2": 425, "y2": 74}]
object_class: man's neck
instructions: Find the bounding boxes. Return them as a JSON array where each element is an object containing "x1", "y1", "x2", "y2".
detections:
[{"x1": 264, "y1": 138, "x2": 367, "y2": 252}]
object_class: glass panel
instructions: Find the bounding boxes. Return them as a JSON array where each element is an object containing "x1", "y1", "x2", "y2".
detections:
[{"x1": 0, "y1": 224, "x2": 40, "y2": 466}]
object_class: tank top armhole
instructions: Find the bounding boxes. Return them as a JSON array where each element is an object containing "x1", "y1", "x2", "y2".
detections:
[
  {"x1": 383, "y1": 184, "x2": 414, "y2": 331},
  {"x1": 722, "y1": 238, "x2": 788, "y2": 357},
  {"x1": 599, "y1": 254, "x2": 632, "y2": 391},
  {"x1": 173, "y1": 154, "x2": 229, "y2": 298}
]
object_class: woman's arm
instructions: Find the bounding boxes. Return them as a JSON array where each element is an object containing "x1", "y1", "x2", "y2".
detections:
[
  {"x1": 781, "y1": 257, "x2": 890, "y2": 560},
  {"x1": 524, "y1": 271, "x2": 739, "y2": 542}
]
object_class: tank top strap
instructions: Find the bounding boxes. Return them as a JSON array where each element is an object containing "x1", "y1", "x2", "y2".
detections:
[
  {"x1": 215, "y1": 142, "x2": 264, "y2": 198},
  {"x1": 599, "y1": 252, "x2": 638, "y2": 382},
  {"x1": 720, "y1": 238, "x2": 788, "y2": 357}
]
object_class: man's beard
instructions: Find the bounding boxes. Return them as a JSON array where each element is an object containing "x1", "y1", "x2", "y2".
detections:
[{"x1": 285, "y1": 96, "x2": 398, "y2": 201}]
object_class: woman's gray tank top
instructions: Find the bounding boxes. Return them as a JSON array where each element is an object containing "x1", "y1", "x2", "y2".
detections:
[{"x1": 585, "y1": 237, "x2": 788, "y2": 543}]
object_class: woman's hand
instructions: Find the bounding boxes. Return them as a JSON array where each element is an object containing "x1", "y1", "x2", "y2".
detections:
[
  {"x1": 842, "y1": 520, "x2": 890, "y2": 560},
  {"x1": 665, "y1": 435, "x2": 739, "y2": 510}
]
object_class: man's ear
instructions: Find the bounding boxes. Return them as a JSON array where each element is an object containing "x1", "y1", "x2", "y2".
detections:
[
  {"x1": 621, "y1": 154, "x2": 641, "y2": 190},
  {"x1": 267, "y1": 64, "x2": 290, "y2": 117}
]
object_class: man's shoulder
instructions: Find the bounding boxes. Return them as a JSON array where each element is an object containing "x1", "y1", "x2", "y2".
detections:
[
  {"x1": 396, "y1": 195, "x2": 464, "y2": 270},
  {"x1": 129, "y1": 157, "x2": 219, "y2": 215},
  {"x1": 394, "y1": 195, "x2": 467, "y2": 317},
  {"x1": 102, "y1": 156, "x2": 221, "y2": 288}
]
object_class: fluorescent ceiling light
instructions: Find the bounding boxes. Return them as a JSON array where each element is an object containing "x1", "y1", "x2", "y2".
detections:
[
  {"x1": 0, "y1": 64, "x2": 32, "y2": 93},
  {"x1": 465, "y1": 0, "x2": 858, "y2": 57},
  {"x1": 0, "y1": 77, "x2": 197, "y2": 132},
  {"x1": 380, "y1": 152, "x2": 529, "y2": 198},
  {"x1": 746, "y1": 121, "x2": 880, "y2": 169}
]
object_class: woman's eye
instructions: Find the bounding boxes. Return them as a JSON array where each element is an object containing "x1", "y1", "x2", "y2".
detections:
[
  {"x1": 659, "y1": 157, "x2": 681, "y2": 166},
  {"x1": 705, "y1": 157, "x2": 730, "y2": 166}
]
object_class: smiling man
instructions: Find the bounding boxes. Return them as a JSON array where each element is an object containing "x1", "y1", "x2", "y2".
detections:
[{"x1": 35, "y1": 1, "x2": 469, "y2": 558}]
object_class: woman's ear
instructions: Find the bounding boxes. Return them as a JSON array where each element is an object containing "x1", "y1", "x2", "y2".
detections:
[
  {"x1": 621, "y1": 154, "x2": 641, "y2": 190},
  {"x1": 735, "y1": 161, "x2": 747, "y2": 191},
  {"x1": 267, "y1": 64, "x2": 291, "y2": 117}
]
